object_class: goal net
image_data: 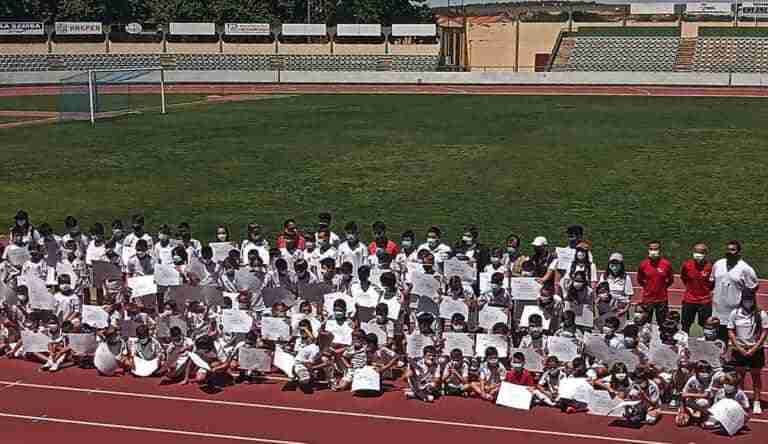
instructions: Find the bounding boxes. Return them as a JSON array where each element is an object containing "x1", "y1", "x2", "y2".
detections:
[{"x1": 58, "y1": 68, "x2": 166, "y2": 124}]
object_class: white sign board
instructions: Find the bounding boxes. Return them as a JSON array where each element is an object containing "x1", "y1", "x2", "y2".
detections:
[
  {"x1": 222, "y1": 309, "x2": 254, "y2": 334},
  {"x1": 740, "y1": 2, "x2": 768, "y2": 17},
  {"x1": 475, "y1": 334, "x2": 509, "y2": 358},
  {"x1": 21, "y1": 331, "x2": 50, "y2": 353},
  {"x1": 443, "y1": 333, "x2": 475, "y2": 357},
  {"x1": 439, "y1": 298, "x2": 469, "y2": 320},
  {"x1": 238, "y1": 347, "x2": 271, "y2": 371},
  {"x1": 225, "y1": 23, "x2": 271, "y2": 35},
  {"x1": 478, "y1": 305, "x2": 508, "y2": 331},
  {"x1": 170, "y1": 22, "x2": 216, "y2": 35},
  {"x1": 496, "y1": 382, "x2": 533, "y2": 410},
  {"x1": 82, "y1": 305, "x2": 110, "y2": 329},
  {"x1": 518, "y1": 305, "x2": 551, "y2": 329},
  {"x1": 709, "y1": 398, "x2": 746, "y2": 436},
  {"x1": 391, "y1": 24, "x2": 436, "y2": 37},
  {"x1": 273, "y1": 345, "x2": 295, "y2": 378},
  {"x1": 132, "y1": 357, "x2": 159, "y2": 377},
  {"x1": 352, "y1": 366, "x2": 381, "y2": 392},
  {"x1": 686, "y1": 2, "x2": 733, "y2": 15},
  {"x1": 510, "y1": 278, "x2": 542, "y2": 301},
  {"x1": 282, "y1": 24, "x2": 327, "y2": 36},
  {"x1": 261, "y1": 316, "x2": 291, "y2": 341},
  {"x1": 336, "y1": 24, "x2": 382, "y2": 37},
  {"x1": 0, "y1": 22, "x2": 45, "y2": 35},
  {"x1": 630, "y1": 3, "x2": 676, "y2": 14},
  {"x1": 125, "y1": 23, "x2": 143, "y2": 34},
  {"x1": 127, "y1": 275, "x2": 157, "y2": 298},
  {"x1": 55, "y1": 22, "x2": 103, "y2": 35},
  {"x1": 547, "y1": 336, "x2": 579, "y2": 363},
  {"x1": 208, "y1": 242, "x2": 235, "y2": 263},
  {"x1": 94, "y1": 342, "x2": 119, "y2": 376}
]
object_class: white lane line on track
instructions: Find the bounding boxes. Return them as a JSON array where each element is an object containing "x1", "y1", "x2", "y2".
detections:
[
  {"x1": 0, "y1": 380, "x2": 672, "y2": 444},
  {"x1": 0, "y1": 412, "x2": 308, "y2": 444}
]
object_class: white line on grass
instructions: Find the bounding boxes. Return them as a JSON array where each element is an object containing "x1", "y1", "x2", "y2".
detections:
[
  {"x1": 0, "y1": 380, "x2": 672, "y2": 444},
  {"x1": 0, "y1": 412, "x2": 307, "y2": 444}
]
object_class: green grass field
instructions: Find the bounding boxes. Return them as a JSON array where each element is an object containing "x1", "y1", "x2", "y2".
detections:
[{"x1": 1, "y1": 93, "x2": 767, "y2": 272}]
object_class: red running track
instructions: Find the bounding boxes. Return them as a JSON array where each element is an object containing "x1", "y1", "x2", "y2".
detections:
[
  {"x1": 0, "y1": 359, "x2": 764, "y2": 444},
  {"x1": 4, "y1": 83, "x2": 768, "y2": 97}
]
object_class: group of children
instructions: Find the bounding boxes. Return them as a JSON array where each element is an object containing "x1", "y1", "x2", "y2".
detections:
[{"x1": 0, "y1": 211, "x2": 762, "y2": 436}]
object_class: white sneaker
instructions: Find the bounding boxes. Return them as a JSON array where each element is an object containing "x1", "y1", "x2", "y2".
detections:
[
  {"x1": 753, "y1": 402, "x2": 762, "y2": 415},
  {"x1": 40, "y1": 359, "x2": 52, "y2": 370}
]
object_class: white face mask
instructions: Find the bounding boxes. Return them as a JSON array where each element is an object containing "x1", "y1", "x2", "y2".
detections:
[
  {"x1": 511, "y1": 363, "x2": 523, "y2": 370},
  {"x1": 462, "y1": 235, "x2": 473, "y2": 244},
  {"x1": 217, "y1": 233, "x2": 227, "y2": 241},
  {"x1": 692, "y1": 252, "x2": 705, "y2": 261},
  {"x1": 573, "y1": 282, "x2": 585, "y2": 290},
  {"x1": 158, "y1": 233, "x2": 168, "y2": 241},
  {"x1": 490, "y1": 257, "x2": 501, "y2": 264},
  {"x1": 648, "y1": 249, "x2": 661, "y2": 259},
  {"x1": 427, "y1": 238, "x2": 438, "y2": 248},
  {"x1": 401, "y1": 240, "x2": 413, "y2": 249},
  {"x1": 576, "y1": 251, "x2": 586, "y2": 260},
  {"x1": 615, "y1": 373, "x2": 627, "y2": 381}
]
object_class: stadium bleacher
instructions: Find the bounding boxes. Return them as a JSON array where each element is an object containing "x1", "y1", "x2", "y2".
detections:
[
  {"x1": 553, "y1": 36, "x2": 680, "y2": 72},
  {"x1": 0, "y1": 53, "x2": 440, "y2": 72},
  {"x1": 691, "y1": 37, "x2": 768, "y2": 73}
]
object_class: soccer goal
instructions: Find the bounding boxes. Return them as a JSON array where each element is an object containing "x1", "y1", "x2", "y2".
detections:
[{"x1": 58, "y1": 67, "x2": 166, "y2": 125}]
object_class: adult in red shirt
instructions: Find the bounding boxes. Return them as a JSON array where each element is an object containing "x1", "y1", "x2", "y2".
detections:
[
  {"x1": 636, "y1": 240, "x2": 675, "y2": 325},
  {"x1": 275, "y1": 218, "x2": 305, "y2": 250},
  {"x1": 679, "y1": 242, "x2": 715, "y2": 334},
  {"x1": 368, "y1": 221, "x2": 400, "y2": 257},
  {"x1": 505, "y1": 352, "x2": 536, "y2": 386}
]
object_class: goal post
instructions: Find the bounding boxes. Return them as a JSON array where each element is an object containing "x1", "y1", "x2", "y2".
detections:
[{"x1": 58, "y1": 67, "x2": 167, "y2": 124}]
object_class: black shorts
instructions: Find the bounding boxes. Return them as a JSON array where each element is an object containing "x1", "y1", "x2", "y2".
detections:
[{"x1": 730, "y1": 347, "x2": 766, "y2": 369}]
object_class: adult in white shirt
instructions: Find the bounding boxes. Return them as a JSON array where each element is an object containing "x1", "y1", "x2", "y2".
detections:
[
  {"x1": 726, "y1": 289, "x2": 767, "y2": 414},
  {"x1": 240, "y1": 223, "x2": 270, "y2": 266},
  {"x1": 308, "y1": 228, "x2": 338, "y2": 278},
  {"x1": 710, "y1": 240, "x2": 758, "y2": 339},
  {"x1": 337, "y1": 222, "x2": 368, "y2": 279},
  {"x1": 412, "y1": 226, "x2": 452, "y2": 267}
]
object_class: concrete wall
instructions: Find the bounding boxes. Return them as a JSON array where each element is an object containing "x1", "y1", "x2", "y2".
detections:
[
  {"x1": 332, "y1": 43, "x2": 386, "y2": 55},
  {"x1": 0, "y1": 70, "x2": 741, "y2": 86},
  {"x1": 166, "y1": 42, "x2": 220, "y2": 54},
  {"x1": 467, "y1": 22, "x2": 516, "y2": 71},
  {"x1": 0, "y1": 43, "x2": 49, "y2": 54},
  {"x1": 108, "y1": 42, "x2": 164, "y2": 54},
  {"x1": 52, "y1": 42, "x2": 107, "y2": 54},
  {"x1": 517, "y1": 22, "x2": 567, "y2": 72},
  {"x1": 681, "y1": 21, "x2": 735, "y2": 38},
  {"x1": 276, "y1": 43, "x2": 331, "y2": 55},
  {"x1": 571, "y1": 22, "x2": 624, "y2": 30},
  {"x1": 222, "y1": 42, "x2": 276, "y2": 55},
  {"x1": 387, "y1": 43, "x2": 440, "y2": 55}
]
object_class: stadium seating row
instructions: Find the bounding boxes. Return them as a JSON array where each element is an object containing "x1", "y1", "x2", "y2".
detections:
[
  {"x1": 691, "y1": 37, "x2": 768, "y2": 73},
  {"x1": 552, "y1": 35, "x2": 768, "y2": 73},
  {"x1": 554, "y1": 37, "x2": 679, "y2": 72},
  {"x1": 0, "y1": 54, "x2": 440, "y2": 72}
]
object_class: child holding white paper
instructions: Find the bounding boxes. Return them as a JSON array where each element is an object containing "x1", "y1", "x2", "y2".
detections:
[
  {"x1": 53, "y1": 274, "x2": 81, "y2": 324},
  {"x1": 365, "y1": 332, "x2": 397, "y2": 379},
  {"x1": 43, "y1": 318, "x2": 71, "y2": 372},
  {"x1": 704, "y1": 374, "x2": 751, "y2": 432},
  {"x1": 593, "y1": 362, "x2": 632, "y2": 399},
  {"x1": 533, "y1": 356, "x2": 563, "y2": 407},
  {"x1": 129, "y1": 324, "x2": 165, "y2": 377},
  {"x1": 470, "y1": 346, "x2": 507, "y2": 402},
  {"x1": 441, "y1": 348, "x2": 470, "y2": 397},
  {"x1": 159, "y1": 326, "x2": 194, "y2": 385},
  {"x1": 518, "y1": 314, "x2": 549, "y2": 354},
  {"x1": 97, "y1": 327, "x2": 131, "y2": 376},
  {"x1": 676, "y1": 361, "x2": 716, "y2": 427},
  {"x1": 628, "y1": 366, "x2": 662, "y2": 424},
  {"x1": 334, "y1": 330, "x2": 368, "y2": 391},
  {"x1": 229, "y1": 330, "x2": 265, "y2": 383},
  {"x1": 405, "y1": 344, "x2": 441, "y2": 402},
  {"x1": 292, "y1": 320, "x2": 321, "y2": 391},
  {"x1": 365, "y1": 303, "x2": 396, "y2": 349}
]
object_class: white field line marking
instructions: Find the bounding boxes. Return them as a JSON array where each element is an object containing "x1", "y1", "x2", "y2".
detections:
[
  {"x1": 0, "y1": 380, "x2": 672, "y2": 444},
  {"x1": 0, "y1": 412, "x2": 307, "y2": 444},
  {"x1": 0, "y1": 380, "x2": 23, "y2": 392}
]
